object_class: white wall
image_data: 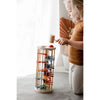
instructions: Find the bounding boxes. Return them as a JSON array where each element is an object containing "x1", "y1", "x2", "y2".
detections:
[
  {"x1": 59, "y1": 0, "x2": 71, "y2": 19},
  {"x1": 57, "y1": 0, "x2": 70, "y2": 72}
]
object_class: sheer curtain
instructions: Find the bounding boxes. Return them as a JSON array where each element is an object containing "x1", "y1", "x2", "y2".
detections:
[{"x1": 17, "y1": 0, "x2": 59, "y2": 76}]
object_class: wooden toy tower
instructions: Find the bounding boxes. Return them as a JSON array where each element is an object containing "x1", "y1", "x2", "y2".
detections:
[{"x1": 35, "y1": 35, "x2": 56, "y2": 93}]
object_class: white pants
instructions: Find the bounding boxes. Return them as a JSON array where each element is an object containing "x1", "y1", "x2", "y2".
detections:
[{"x1": 69, "y1": 63, "x2": 83, "y2": 94}]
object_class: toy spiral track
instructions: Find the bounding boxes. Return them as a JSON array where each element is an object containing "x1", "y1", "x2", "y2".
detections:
[{"x1": 35, "y1": 45, "x2": 56, "y2": 93}]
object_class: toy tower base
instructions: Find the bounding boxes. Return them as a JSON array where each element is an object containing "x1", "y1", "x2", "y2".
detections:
[
  {"x1": 35, "y1": 45, "x2": 56, "y2": 93},
  {"x1": 34, "y1": 86, "x2": 53, "y2": 93}
]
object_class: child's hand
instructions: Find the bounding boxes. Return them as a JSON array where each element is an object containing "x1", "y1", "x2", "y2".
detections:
[{"x1": 55, "y1": 38, "x2": 68, "y2": 45}]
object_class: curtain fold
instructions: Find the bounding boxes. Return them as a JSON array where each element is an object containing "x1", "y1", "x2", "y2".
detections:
[{"x1": 17, "y1": 0, "x2": 59, "y2": 76}]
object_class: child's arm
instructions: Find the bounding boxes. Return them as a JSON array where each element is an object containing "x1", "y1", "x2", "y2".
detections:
[
  {"x1": 68, "y1": 40, "x2": 83, "y2": 50},
  {"x1": 55, "y1": 38, "x2": 83, "y2": 50}
]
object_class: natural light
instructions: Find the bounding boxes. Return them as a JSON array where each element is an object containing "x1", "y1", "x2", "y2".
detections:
[{"x1": 16, "y1": 0, "x2": 59, "y2": 77}]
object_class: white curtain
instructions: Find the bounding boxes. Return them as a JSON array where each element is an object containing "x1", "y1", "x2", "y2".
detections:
[{"x1": 17, "y1": 0, "x2": 59, "y2": 76}]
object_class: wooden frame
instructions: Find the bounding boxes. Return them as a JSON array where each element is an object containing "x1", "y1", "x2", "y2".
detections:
[{"x1": 35, "y1": 46, "x2": 56, "y2": 93}]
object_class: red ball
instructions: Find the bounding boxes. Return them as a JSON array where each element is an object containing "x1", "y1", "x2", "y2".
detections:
[
  {"x1": 49, "y1": 45, "x2": 54, "y2": 48},
  {"x1": 43, "y1": 68, "x2": 48, "y2": 72}
]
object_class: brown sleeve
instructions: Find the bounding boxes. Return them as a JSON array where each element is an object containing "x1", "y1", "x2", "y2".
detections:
[{"x1": 60, "y1": 17, "x2": 75, "y2": 39}]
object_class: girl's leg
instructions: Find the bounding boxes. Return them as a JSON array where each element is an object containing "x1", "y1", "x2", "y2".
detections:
[
  {"x1": 69, "y1": 63, "x2": 74, "y2": 89},
  {"x1": 69, "y1": 63, "x2": 83, "y2": 94}
]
